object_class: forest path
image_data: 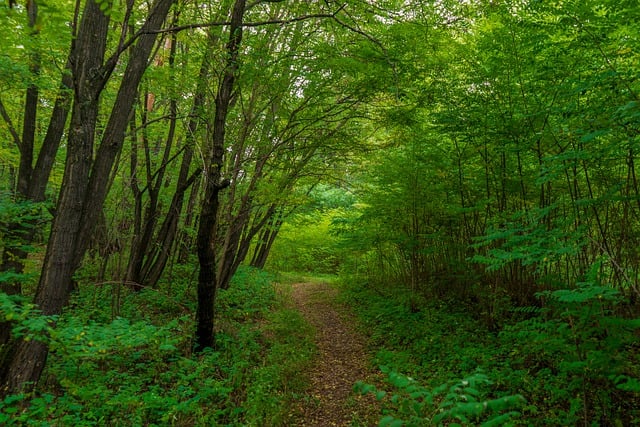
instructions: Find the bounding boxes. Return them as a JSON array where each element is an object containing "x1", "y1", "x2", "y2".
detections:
[{"x1": 290, "y1": 281, "x2": 380, "y2": 426}]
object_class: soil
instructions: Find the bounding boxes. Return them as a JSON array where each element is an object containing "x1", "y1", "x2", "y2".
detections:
[{"x1": 290, "y1": 281, "x2": 380, "y2": 427}]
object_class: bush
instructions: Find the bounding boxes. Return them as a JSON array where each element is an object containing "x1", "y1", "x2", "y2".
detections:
[
  {"x1": 355, "y1": 369, "x2": 525, "y2": 426},
  {"x1": 0, "y1": 266, "x2": 315, "y2": 426}
]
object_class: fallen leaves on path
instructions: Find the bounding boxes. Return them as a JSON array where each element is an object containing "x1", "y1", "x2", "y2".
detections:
[{"x1": 290, "y1": 282, "x2": 380, "y2": 427}]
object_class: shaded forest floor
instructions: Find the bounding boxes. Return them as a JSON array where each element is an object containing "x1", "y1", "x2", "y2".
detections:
[{"x1": 290, "y1": 281, "x2": 380, "y2": 426}]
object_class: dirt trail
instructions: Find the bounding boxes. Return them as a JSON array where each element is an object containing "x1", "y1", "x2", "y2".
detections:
[{"x1": 291, "y1": 282, "x2": 379, "y2": 427}]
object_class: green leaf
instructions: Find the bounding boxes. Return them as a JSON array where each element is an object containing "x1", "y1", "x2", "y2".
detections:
[{"x1": 379, "y1": 416, "x2": 403, "y2": 427}]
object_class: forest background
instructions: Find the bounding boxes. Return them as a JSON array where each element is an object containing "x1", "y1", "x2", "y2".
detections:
[{"x1": 0, "y1": 0, "x2": 639, "y2": 425}]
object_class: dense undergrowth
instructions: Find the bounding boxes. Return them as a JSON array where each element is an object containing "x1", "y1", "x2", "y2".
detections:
[
  {"x1": 0, "y1": 266, "x2": 315, "y2": 426},
  {"x1": 342, "y1": 273, "x2": 640, "y2": 426}
]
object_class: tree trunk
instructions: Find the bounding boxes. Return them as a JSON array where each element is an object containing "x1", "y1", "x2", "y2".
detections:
[
  {"x1": 0, "y1": 61, "x2": 72, "y2": 350},
  {"x1": 0, "y1": 0, "x2": 111, "y2": 395},
  {"x1": 0, "y1": 0, "x2": 174, "y2": 396},
  {"x1": 251, "y1": 210, "x2": 284, "y2": 269},
  {"x1": 218, "y1": 203, "x2": 277, "y2": 290},
  {"x1": 126, "y1": 90, "x2": 175, "y2": 288},
  {"x1": 178, "y1": 175, "x2": 201, "y2": 263},
  {"x1": 0, "y1": 0, "x2": 71, "y2": 296},
  {"x1": 140, "y1": 31, "x2": 215, "y2": 287},
  {"x1": 195, "y1": 0, "x2": 246, "y2": 352}
]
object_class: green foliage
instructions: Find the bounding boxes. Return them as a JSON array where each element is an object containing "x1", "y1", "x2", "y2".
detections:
[
  {"x1": 341, "y1": 271, "x2": 640, "y2": 425},
  {"x1": 471, "y1": 205, "x2": 587, "y2": 271},
  {"x1": 355, "y1": 369, "x2": 525, "y2": 426},
  {"x1": 0, "y1": 193, "x2": 51, "y2": 255},
  {"x1": 500, "y1": 265, "x2": 640, "y2": 424},
  {"x1": 0, "y1": 266, "x2": 314, "y2": 426},
  {"x1": 0, "y1": 292, "x2": 56, "y2": 342},
  {"x1": 339, "y1": 278, "x2": 505, "y2": 383},
  {"x1": 267, "y1": 209, "x2": 347, "y2": 274},
  {"x1": 243, "y1": 307, "x2": 316, "y2": 425}
]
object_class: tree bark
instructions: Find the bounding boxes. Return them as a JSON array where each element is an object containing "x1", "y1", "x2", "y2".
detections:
[
  {"x1": 195, "y1": 0, "x2": 246, "y2": 352},
  {"x1": 126, "y1": 90, "x2": 175, "y2": 288},
  {"x1": 139, "y1": 31, "x2": 214, "y2": 287},
  {"x1": 0, "y1": 0, "x2": 111, "y2": 395},
  {"x1": 0, "y1": 0, "x2": 174, "y2": 396},
  {"x1": 0, "y1": 0, "x2": 71, "y2": 296},
  {"x1": 251, "y1": 208, "x2": 284, "y2": 269}
]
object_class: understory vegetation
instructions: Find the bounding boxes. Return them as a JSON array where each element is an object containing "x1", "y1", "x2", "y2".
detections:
[
  {"x1": 0, "y1": 266, "x2": 315, "y2": 425},
  {"x1": 2, "y1": 0, "x2": 640, "y2": 425},
  {"x1": 343, "y1": 276, "x2": 640, "y2": 426},
  {"x1": 270, "y1": 211, "x2": 640, "y2": 425}
]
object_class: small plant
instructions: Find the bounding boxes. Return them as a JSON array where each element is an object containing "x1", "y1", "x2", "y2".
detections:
[
  {"x1": 0, "y1": 292, "x2": 56, "y2": 342},
  {"x1": 355, "y1": 367, "x2": 525, "y2": 426}
]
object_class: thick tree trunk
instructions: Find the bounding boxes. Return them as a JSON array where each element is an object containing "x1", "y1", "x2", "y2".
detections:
[
  {"x1": 0, "y1": 66, "x2": 72, "y2": 349},
  {"x1": 0, "y1": 0, "x2": 71, "y2": 296},
  {"x1": 195, "y1": 0, "x2": 246, "y2": 351},
  {"x1": 0, "y1": 0, "x2": 174, "y2": 396},
  {"x1": 0, "y1": 0, "x2": 110, "y2": 396}
]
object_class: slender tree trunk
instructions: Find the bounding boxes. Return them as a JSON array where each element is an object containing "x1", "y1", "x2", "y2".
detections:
[
  {"x1": 250, "y1": 210, "x2": 284, "y2": 269},
  {"x1": 140, "y1": 30, "x2": 215, "y2": 287},
  {"x1": 178, "y1": 175, "x2": 201, "y2": 263},
  {"x1": 237, "y1": 205, "x2": 277, "y2": 267},
  {"x1": 126, "y1": 89, "x2": 175, "y2": 288},
  {"x1": 217, "y1": 209, "x2": 249, "y2": 290},
  {"x1": 142, "y1": 170, "x2": 200, "y2": 287}
]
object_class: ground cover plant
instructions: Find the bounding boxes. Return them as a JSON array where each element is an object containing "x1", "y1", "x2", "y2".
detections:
[
  {"x1": 0, "y1": 266, "x2": 315, "y2": 426},
  {"x1": 341, "y1": 274, "x2": 640, "y2": 426},
  {"x1": 2, "y1": 0, "x2": 640, "y2": 424}
]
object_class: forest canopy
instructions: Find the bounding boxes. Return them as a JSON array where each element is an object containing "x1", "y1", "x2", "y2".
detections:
[{"x1": 0, "y1": 0, "x2": 639, "y2": 425}]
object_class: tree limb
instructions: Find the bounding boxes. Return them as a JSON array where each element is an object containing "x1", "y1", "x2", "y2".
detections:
[{"x1": 0, "y1": 97, "x2": 22, "y2": 151}]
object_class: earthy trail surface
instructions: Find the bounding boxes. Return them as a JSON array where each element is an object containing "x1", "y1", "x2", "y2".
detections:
[{"x1": 291, "y1": 281, "x2": 380, "y2": 426}]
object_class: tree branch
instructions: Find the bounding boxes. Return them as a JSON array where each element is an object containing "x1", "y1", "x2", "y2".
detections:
[
  {"x1": 0, "y1": 97, "x2": 22, "y2": 150},
  {"x1": 140, "y1": 7, "x2": 345, "y2": 36}
]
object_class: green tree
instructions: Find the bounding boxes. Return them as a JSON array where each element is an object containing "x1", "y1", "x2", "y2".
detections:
[
  {"x1": 0, "y1": 0, "x2": 74, "y2": 298},
  {"x1": 1, "y1": 0, "x2": 176, "y2": 396}
]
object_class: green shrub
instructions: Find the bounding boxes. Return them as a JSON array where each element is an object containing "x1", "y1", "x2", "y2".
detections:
[
  {"x1": 340, "y1": 264, "x2": 640, "y2": 426},
  {"x1": 500, "y1": 263, "x2": 640, "y2": 425},
  {"x1": 0, "y1": 266, "x2": 314, "y2": 426},
  {"x1": 356, "y1": 368, "x2": 525, "y2": 426}
]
